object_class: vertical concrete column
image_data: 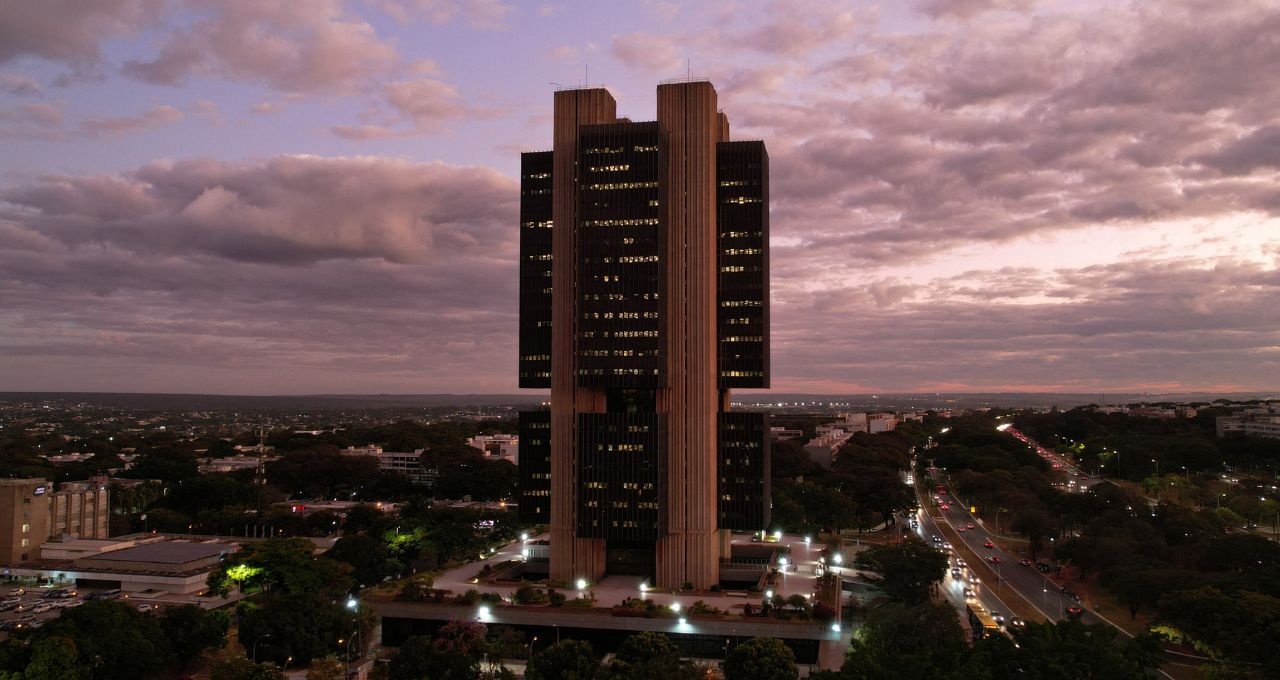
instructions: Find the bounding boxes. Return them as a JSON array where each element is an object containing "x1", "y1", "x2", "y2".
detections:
[
  {"x1": 551, "y1": 88, "x2": 615, "y2": 584},
  {"x1": 656, "y1": 81, "x2": 721, "y2": 589}
]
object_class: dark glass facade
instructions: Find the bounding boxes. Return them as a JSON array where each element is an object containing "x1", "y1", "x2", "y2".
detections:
[
  {"x1": 518, "y1": 151, "x2": 553, "y2": 388},
  {"x1": 718, "y1": 412, "x2": 771, "y2": 531},
  {"x1": 576, "y1": 412, "x2": 665, "y2": 540},
  {"x1": 517, "y1": 409, "x2": 551, "y2": 524},
  {"x1": 576, "y1": 123, "x2": 666, "y2": 389},
  {"x1": 716, "y1": 141, "x2": 769, "y2": 389},
  {"x1": 518, "y1": 84, "x2": 770, "y2": 585}
]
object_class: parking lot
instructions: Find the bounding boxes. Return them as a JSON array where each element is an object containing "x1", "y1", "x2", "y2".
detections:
[{"x1": 0, "y1": 583, "x2": 170, "y2": 637}]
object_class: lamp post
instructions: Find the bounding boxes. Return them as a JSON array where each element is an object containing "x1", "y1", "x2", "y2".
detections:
[
  {"x1": 252, "y1": 634, "x2": 272, "y2": 663},
  {"x1": 527, "y1": 635, "x2": 538, "y2": 659}
]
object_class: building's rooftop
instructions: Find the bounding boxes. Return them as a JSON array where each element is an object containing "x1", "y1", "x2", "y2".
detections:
[{"x1": 81, "y1": 540, "x2": 234, "y2": 565}]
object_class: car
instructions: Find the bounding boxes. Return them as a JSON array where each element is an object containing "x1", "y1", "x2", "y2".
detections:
[
  {"x1": 1009, "y1": 616, "x2": 1026, "y2": 627},
  {"x1": 136, "y1": 603, "x2": 154, "y2": 613},
  {"x1": 966, "y1": 522, "x2": 975, "y2": 529},
  {"x1": 7, "y1": 588, "x2": 25, "y2": 597},
  {"x1": 939, "y1": 503, "x2": 950, "y2": 510},
  {"x1": 951, "y1": 568, "x2": 962, "y2": 579},
  {"x1": 988, "y1": 556, "x2": 1000, "y2": 564},
  {"x1": 963, "y1": 587, "x2": 976, "y2": 599},
  {"x1": 969, "y1": 572, "x2": 981, "y2": 583},
  {"x1": 956, "y1": 558, "x2": 967, "y2": 568},
  {"x1": 942, "y1": 541, "x2": 952, "y2": 550},
  {"x1": 984, "y1": 539, "x2": 995, "y2": 548},
  {"x1": 32, "y1": 603, "x2": 51, "y2": 614},
  {"x1": 1077, "y1": 473, "x2": 1088, "y2": 479},
  {"x1": 956, "y1": 526, "x2": 966, "y2": 532},
  {"x1": 1019, "y1": 559, "x2": 1031, "y2": 567},
  {"x1": 931, "y1": 535, "x2": 942, "y2": 543},
  {"x1": 992, "y1": 611, "x2": 1006, "y2": 625},
  {"x1": 1065, "y1": 605, "x2": 1084, "y2": 617}
]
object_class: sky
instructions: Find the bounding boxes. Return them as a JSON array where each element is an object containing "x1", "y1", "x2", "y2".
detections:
[{"x1": 0, "y1": 0, "x2": 1277, "y2": 396}]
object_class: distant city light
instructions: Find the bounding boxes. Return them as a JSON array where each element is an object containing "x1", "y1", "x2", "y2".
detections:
[{"x1": 346, "y1": 597, "x2": 357, "y2": 610}]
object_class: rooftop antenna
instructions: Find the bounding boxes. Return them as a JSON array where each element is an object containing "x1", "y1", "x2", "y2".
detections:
[
  {"x1": 585, "y1": 64, "x2": 589, "y2": 87},
  {"x1": 687, "y1": 58, "x2": 691, "y2": 80}
]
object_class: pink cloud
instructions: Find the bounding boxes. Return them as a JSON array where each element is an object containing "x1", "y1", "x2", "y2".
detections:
[
  {"x1": 122, "y1": 0, "x2": 399, "y2": 94},
  {"x1": 80, "y1": 105, "x2": 183, "y2": 138}
]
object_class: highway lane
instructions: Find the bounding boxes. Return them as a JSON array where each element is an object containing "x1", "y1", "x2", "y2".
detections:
[
  {"x1": 911, "y1": 503, "x2": 1025, "y2": 634},
  {"x1": 933, "y1": 494, "x2": 1094, "y2": 625}
]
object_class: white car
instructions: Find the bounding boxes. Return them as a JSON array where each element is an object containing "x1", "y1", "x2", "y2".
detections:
[
  {"x1": 136, "y1": 603, "x2": 154, "y2": 613},
  {"x1": 31, "y1": 603, "x2": 51, "y2": 614}
]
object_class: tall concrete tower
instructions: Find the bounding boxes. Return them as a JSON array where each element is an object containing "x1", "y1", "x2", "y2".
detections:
[{"x1": 518, "y1": 81, "x2": 770, "y2": 589}]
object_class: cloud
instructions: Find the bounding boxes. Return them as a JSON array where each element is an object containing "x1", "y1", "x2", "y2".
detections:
[
  {"x1": 914, "y1": 0, "x2": 1036, "y2": 20},
  {"x1": 767, "y1": 257, "x2": 1280, "y2": 392},
  {"x1": 0, "y1": 154, "x2": 522, "y2": 393},
  {"x1": 80, "y1": 105, "x2": 183, "y2": 139},
  {"x1": 611, "y1": 32, "x2": 683, "y2": 73},
  {"x1": 330, "y1": 77, "x2": 493, "y2": 139},
  {"x1": 0, "y1": 73, "x2": 41, "y2": 95},
  {"x1": 0, "y1": 0, "x2": 163, "y2": 68},
  {"x1": 1194, "y1": 126, "x2": 1280, "y2": 175},
  {"x1": 546, "y1": 45, "x2": 579, "y2": 63},
  {"x1": 0, "y1": 155, "x2": 518, "y2": 266},
  {"x1": 122, "y1": 0, "x2": 399, "y2": 94},
  {"x1": 371, "y1": 0, "x2": 514, "y2": 30}
]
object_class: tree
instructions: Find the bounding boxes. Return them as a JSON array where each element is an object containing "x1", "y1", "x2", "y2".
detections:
[
  {"x1": 209, "y1": 655, "x2": 285, "y2": 680},
  {"x1": 305, "y1": 655, "x2": 345, "y2": 680},
  {"x1": 326, "y1": 534, "x2": 395, "y2": 586},
  {"x1": 723, "y1": 637, "x2": 797, "y2": 680},
  {"x1": 208, "y1": 537, "x2": 352, "y2": 597},
  {"x1": 23, "y1": 637, "x2": 80, "y2": 680},
  {"x1": 161, "y1": 604, "x2": 230, "y2": 668},
  {"x1": 852, "y1": 537, "x2": 948, "y2": 605},
  {"x1": 236, "y1": 592, "x2": 352, "y2": 668},
  {"x1": 526, "y1": 640, "x2": 598, "y2": 680},
  {"x1": 842, "y1": 603, "x2": 965, "y2": 679},
  {"x1": 604, "y1": 632, "x2": 700, "y2": 680},
  {"x1": 34, "y1": 600, "x2": 170, "y2": 680}
]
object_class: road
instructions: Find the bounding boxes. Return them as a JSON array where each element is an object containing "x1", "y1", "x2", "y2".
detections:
[{"x1": 910, "y1": 504, "x2": 1027, "y2": 634}]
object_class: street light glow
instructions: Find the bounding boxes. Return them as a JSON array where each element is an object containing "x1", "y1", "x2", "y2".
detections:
[
  {"x1": 576, "y1": 578, "x2": 588, "y2": 591},
  {"x1": 346, "y1": 597, "x2": 357, "y2": 610}
]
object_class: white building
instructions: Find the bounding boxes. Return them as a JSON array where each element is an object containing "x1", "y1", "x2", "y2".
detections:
[
  {"x1": 466, "y1": 434, "x2": 519, "y2": 465},
  {"x1": 341, "y1": 446, "x2": 434, "y2": 485}
]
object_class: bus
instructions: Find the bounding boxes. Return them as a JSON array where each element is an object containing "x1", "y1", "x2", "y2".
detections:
[{"x1": 967, "y1": 604, "x2": 1001, "y2": 639}]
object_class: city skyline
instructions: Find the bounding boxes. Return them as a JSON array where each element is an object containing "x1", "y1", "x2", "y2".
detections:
[{"x1": 1, "y1": 0, "x2": 1278, "y2": 395}]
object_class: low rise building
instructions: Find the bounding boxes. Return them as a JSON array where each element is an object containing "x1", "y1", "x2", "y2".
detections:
[
  {"x1": 341, "y1": 446, "x2": 435, "y2": 486},
  {"x1": 6, "y1": 535, "x2": 236, "y2": 595},
  {"x1": 1217, "y1": 405, "x2": 1280, "y2": 439},
  {"x1": 466, "y1": 433, "x2": 519, "y2": 464}
]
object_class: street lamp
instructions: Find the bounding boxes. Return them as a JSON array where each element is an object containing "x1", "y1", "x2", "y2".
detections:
[
  {"x1": 527, "y1": 636, "x2": 538, "y2": 659},
  {"x1": 252, "y1": 634, "x2": 272, "y2": 663}
]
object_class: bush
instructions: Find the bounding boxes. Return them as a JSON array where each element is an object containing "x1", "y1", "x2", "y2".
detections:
[
  {"x1": 514, "y1": 584, "x2": 548, "y2": 605},
  {"x1": 681, "y1": 581, "x2": 694, "y2": 591},
  {"x1": 812, "y1": 602, "x2": 836, "y2": 622},
  {"x1": 453, "y1": 589, "x2": 482, "y2": 605},
  {"x1": 548, "y1": 590, "x2": 566, "y2": 607}
]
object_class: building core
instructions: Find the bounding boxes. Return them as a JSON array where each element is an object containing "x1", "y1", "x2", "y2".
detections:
[{"x1": 518, "y1": 81, "x2": 770, "y2": 588}]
